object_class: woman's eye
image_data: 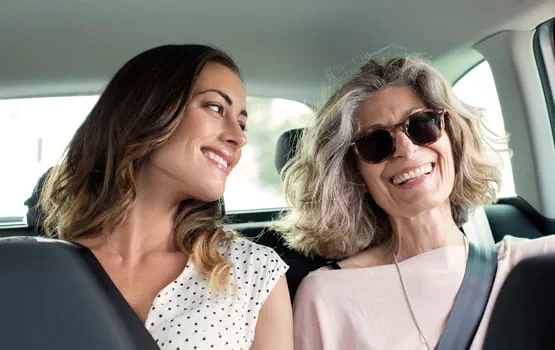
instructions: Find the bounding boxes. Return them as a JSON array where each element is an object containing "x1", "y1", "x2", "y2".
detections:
[{"x1": 207, "y1": 103, "x2": 222, "y2": 113}]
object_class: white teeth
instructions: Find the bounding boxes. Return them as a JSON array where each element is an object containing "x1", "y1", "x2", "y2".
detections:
[
  {"x1": 205, "y1": 151, "x2": 229, "y2": 168},
  {"x1": 392, "y1": 163, "x2": 433, "y2": 185}
]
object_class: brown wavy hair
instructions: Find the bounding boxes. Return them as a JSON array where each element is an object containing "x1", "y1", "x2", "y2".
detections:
[
  {"x1": 276, "y1": 56, "x2": 505, "y2": 259},
  {"x1": 40, "y1": 44, "x2": 241, "y2": 290}
]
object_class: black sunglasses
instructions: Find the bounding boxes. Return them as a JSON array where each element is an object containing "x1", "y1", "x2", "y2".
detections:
[{"x1": 352, "y1": 109, "x2": 447, "y2": 163}]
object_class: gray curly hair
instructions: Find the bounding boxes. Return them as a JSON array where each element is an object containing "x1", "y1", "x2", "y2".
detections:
[{"x1": 275, "y1": 56, "x2": 504, "y2": 259}]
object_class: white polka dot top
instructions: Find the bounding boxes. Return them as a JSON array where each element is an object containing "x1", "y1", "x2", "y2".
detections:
[{"x1": 145, "y1": 238, "x2": 288, "y2": 350}]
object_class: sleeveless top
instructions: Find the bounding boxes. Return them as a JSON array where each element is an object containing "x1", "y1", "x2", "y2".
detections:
[{"x1": 146, "y1": 238, "x2": 288, "y2": 350}]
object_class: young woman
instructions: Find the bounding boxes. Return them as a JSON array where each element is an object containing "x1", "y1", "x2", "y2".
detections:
[{"x1": 41, "y1": 44, "x2": 293, "y2": 350}]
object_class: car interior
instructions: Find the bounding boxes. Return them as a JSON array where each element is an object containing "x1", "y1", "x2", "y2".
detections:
[
  {"x1": 1, "y1": 0, "x2": 555, "y2": 348},
  {"x1": 0, "y1": 236, "x2": 159, "y2": 349}
]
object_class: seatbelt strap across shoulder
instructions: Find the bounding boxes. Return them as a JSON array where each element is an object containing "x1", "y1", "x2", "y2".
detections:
[{"x1": 437, "y1": 208, "x2": 498, "y2": 350}]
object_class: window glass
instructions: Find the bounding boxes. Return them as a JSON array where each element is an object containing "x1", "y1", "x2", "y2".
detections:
[
  {"x1": 0, "y1": 96, "x2": 312, "y2": 223},
  {"x1": 224, "y1": 97, "x2": 312, "y2": 211},
  {"x1": 453, "y1": 61, "x2": 515, "y2": 197},
  {"x1": 0, "y1": 96, "x2": 98, "y2": 222}
]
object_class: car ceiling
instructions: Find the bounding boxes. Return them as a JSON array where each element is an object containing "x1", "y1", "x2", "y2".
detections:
[{"x1": 1, "y1": 0, "x2": 554, "y2": 105}]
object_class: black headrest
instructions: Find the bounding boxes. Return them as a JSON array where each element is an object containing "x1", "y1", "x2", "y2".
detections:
[
  {"x1": 0, "y1": 236, "x2": 158, "y2": 350},
  {"x1": 274, "y1": 128, "x2": 304, "y2": 175},
  {"x1": 24, "y1": 167, "x2": 52, "y2": 234}
]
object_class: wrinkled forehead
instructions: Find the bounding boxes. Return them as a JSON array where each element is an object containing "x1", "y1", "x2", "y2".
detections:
[{"x1": 356, "y1": 86, "x2": 426, "y2": 130}]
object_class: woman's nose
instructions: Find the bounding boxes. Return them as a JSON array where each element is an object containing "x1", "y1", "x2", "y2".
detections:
[
  {"x1": 222, "y1": 118, "x2": 247, "y2": 148},
  {"x1": 391, "y1": 129, "x2": 417, "y2": 159}
]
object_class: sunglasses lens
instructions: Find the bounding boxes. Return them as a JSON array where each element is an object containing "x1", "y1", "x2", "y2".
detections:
[
  {"x1": 355, "y1": 110, "x2": 444, "y2": 163},
  {"x1": 355, "y1": 129, "x2": 394, "y2": 163},
  {"x1": 407, "y1": 111, "x2": 442, "y2": 144}
]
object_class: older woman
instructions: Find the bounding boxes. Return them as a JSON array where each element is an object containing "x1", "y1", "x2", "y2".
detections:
[
  {"x1": 40, "y1": 44, "x2": 293, "y2": 350},
  {"x1": 276, "y1": 56, "x2": 555, "y2": 349}
]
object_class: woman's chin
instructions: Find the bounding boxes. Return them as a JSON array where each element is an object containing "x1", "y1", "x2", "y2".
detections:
[
  {"x1": 198, "y1": 187, "x2": 225, "y2": 203},
  {"x1": 179, "y1": 184, "x2": 224, "y2": 204}
]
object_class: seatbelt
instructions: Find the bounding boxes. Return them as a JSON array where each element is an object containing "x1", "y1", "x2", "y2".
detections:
[{"x1": 437, "y1": 207, "x2": 498, "y2": 350}]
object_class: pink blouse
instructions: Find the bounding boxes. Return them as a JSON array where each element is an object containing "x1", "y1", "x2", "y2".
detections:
[{"x1": 293, "y1": 235, "x2": 555, "y2": 350}]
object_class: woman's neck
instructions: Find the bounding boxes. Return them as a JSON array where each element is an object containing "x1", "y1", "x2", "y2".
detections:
[
  {"x1": 111, "y1": 204, "x2": 178, "y2": 255},
  {"x1": 389, "y1": 202, "x2": 463, "y2": 261},
  {"x1": 333, "y1": 203, "x2": 465, "y2": 269},
  {"x1": 78, "y1": 173, "x2": 183, "y2": 264}
]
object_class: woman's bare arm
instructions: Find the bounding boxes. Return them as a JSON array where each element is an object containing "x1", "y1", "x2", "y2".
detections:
[{"x1": 251, "y1": 276, "x2": 293, "y2": 350}]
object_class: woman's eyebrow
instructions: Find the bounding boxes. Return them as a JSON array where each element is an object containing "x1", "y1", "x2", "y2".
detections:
[
  {"x1": 196, "y1": 89, "x2": 248, "y2": 117},
  {"x1": 365, "y1": 106, "x2": 426, "y2": 129}
]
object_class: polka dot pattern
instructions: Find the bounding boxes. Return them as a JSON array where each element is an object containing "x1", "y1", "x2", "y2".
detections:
[{"x1": 145, "y1": 239, "x2": 288, "y2": 350}]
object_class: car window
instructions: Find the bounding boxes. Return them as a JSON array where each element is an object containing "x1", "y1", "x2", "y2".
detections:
[
  {"x1": 0, "y1": 96, "x2": 312, "y2": 223},
  {"x1": 452, "y1": 61, "x2": 516, "y2": 198},
  {"x1": 225, "y1": 97, "x2": 312, "y2": 211},
  {"x1": 0, "y1": 96, "x2": 98, "y2": 223}
]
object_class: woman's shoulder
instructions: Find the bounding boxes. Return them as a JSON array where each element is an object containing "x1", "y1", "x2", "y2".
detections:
[
  {"x1": 497, "y1": 234, "x2": 555, "y2": 264},
  {"x1": 297, "y1": 268, "x2": 334, "y2": 290},
  {"x1": 294, "y1": 264, "x2": 360, "y2": 304},
  {"x1": 221, "y1": 237, "x2": 289, "y2": 275},
  {"x1": 225, "y1": 237, "x2": 282, "y2": 258},
  {"x1": 223, "y1": 238, "x2": 289, "y2": 306}
]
